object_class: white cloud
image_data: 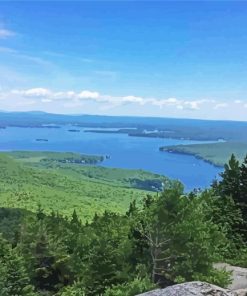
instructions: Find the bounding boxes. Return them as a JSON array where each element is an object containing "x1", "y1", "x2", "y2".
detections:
[
  {"x1": 13, "y1": 88, "x2": 52, "y2": 97},
  {"x1": 41, "y1": 98, "x2": 52, "y2": 103},
  {"x1": 122, "y1": 95, "x2": 144, "y2": 104},
  {"x1": 0, "y1": 28, "x2": 15, "y2": 39},
  {"x1": 149, "y1": 97, "x2": 179, "y2": 108},
  {"x1": 183, "y1": 101, "x2": 200, "y2": 110},
  {"x1": 3, "y1": 88, "x2": 224, "y2": 112},
  {"x1": 1, "y1": 87, "x2": 247, "y2": 121},
  {"x1": 213, "y1": 103, "x2": 228, "y2": 110},
  {"x1": 78, "y1": 90, "x2": 100, "y2": 100}
]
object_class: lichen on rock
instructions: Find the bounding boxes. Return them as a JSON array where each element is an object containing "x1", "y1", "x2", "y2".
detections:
[{"x1": 136, "y1": 281, "x2": 237, "y2": 296}]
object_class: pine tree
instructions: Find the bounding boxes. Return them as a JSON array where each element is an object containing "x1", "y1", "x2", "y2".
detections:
[
  {"x1": 239, "y1": 155, "x2": 247, "y2": 238},
  {"x1": 0, "y1": 235, "x2": 36, "y2": 296},
  {"x1": 18, "y1": 215, "x2": 73, "y2": 294},
  {"x1": 218, "y1": 154, "x2": 241, "y2": 201},
  {"x1": 215, "y1": 154, "x2": 247, "y2": 241},
  {"x1": 71, "y1": 209, "x2": 80, "y2": 225},
  {"x1": 126, "y1": 200, "x2": 138, "y2": 217}
]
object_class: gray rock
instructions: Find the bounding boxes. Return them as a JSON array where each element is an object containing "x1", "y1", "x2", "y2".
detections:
[
  {"x1": 137, "y1": 281, "x2": 237, "y2": 296},
  {"x1": 235, "y1": 289, "x2": 247, "y2": 296}
]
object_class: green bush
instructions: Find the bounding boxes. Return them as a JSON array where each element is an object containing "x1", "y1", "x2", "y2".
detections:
[
  {"x1": 59, "y1": 282, "x2": 86, "y2": 296},
  {"x1": 192, "y1": 268, "x2": 232, "y2": 288},
  {"x1": 104, "y1": 277, "x2": 156, "y2": 296}
]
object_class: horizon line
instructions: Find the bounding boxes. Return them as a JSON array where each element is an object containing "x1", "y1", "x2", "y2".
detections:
[{"x1": 1, "y1": 109, "x2": 247, "y2": 124}]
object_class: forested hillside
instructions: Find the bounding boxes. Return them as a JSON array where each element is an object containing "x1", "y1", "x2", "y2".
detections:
[
  {"x1": 0, "y1": 153, "x2": 162, "y2": 220},
  {"x1": 160, "y1": 142, "x2": 247, "y2": 167},
  {"x1": 0, "y1": 153, "x2": 247, "y2": 295}
]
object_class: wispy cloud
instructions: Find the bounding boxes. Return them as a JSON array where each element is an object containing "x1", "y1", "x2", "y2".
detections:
[
  {"x1": 0, "y1": 28, "x2": 15, "y2": 39},
  {"x1": 0, "y1": 46, "x2": 56, "y2": 70},
  {"x1": 213, "y1": 103, "x2": 228, "y2": 110},
  {"x1": 93, "y1": 70, "x2": 118, "y2": 79},
  {"x1": 0, "y1": 46, "x2": 18, "y2": 54},
  {"x1": 42, "y1": 51, "x2": 94, "y2": 63},
  {"x1": 1, "y1": 87, "x2": 228, "y2": 110}
]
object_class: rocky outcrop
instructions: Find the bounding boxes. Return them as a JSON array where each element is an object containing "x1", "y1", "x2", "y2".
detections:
[
  {"x1": 137, "y1": 281, "x2": 237, "y2": 296},
  {"x1": 235, "y1": 289, "x2": 247, "y2": 296}
]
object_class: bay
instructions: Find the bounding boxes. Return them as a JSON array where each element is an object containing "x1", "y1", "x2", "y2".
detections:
[{"x1": 0, "y1": 126, "x2": 222, "y2": 191}]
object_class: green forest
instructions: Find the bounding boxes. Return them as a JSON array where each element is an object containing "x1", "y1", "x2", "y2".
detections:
[
  {"x1": 160, "y1": 142, "x2": 247, "y2": 167},
  {"x1": 0, "y1": 152, "x2": 165, "y2": 219},
  {"x1": 0, "y1": 152, "x2": 247, "y2": 295}
]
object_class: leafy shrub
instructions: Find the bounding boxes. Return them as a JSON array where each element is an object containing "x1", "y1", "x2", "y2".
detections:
[
  {"x1": 59, "y1": 282, "x2": 86, "y2": 296},
  {"x1": 192, "y1": 268, "x2": 232, "y2": 288},
  {"x1": 104, "y1": 277, "x2": 156, "y2": 296},
  {"x1": 227, "y1": 248, "x2": 247, "y2": 268}
]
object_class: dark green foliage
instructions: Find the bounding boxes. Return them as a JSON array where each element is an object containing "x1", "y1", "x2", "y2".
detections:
[
  {"x1": 130, "y1": 182, "x2": 230, "y2": 287},
  {"x1": 240, "y1": 155, "x2": 247, "y2": 224},
  {"x1": 0, "y1": 235, "x2": 36, "y2": 296},
  {"x1": 0, "y1": 153, "x2": 247, "y2": 294},
  {"x1": 18, "y1": 217, "x2": 74, "y2": 294},
  {"x1": 212, "y1": 154, "x2": 247, "y2": 268},
  {"x1": 191, "y1": 268, "x2": 232, "y2": 288},
  {"x1": 9, "y1": 150, "x2": 103, "y2": 165},
  {"x1": 201, "y1": 190, "x2": 244, "y2": 255},
  {"x1": 104, "y1": 276, "x2": 156, "y2": 296},
  {"x1": 0, "y1": 183, "x2": 233, "y2": 295},
  {"x1": 59, "y1": 282, "x2": 86, "y2": 296},
  {"x1": 214, "y1": 154, "x2": 247, "y2": 242},
  {"x1": 74, "y1": 212, "x2": 133, "y2": 295},
  {"x1": 217, "y1": 154, "x2": 241, "y2": 200}
]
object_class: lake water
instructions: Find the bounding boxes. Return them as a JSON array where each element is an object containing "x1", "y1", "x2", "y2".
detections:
[{"x1": 0, "y1": 126, "x2": 222, "y2": 191}]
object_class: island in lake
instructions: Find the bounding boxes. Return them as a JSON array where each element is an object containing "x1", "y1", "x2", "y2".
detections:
[
  {"x1": 35, "y1": 138, "x2": 48, "y2": 142},
  {"x1": 68, "y1": 129, "x2": 80, "y2": 132}
]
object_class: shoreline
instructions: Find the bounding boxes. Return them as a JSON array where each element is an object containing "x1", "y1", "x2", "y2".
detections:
[{"x1": 160, "y1": 147, "x2": 224, "y2": 168}]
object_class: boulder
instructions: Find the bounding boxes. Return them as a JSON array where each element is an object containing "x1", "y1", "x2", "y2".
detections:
[
  {"x1": 235, "y1": 289, "x2": 247, "y2": 296},
  {"x1": 137, "y1": 281, "x2": 237, "y2": 296}
]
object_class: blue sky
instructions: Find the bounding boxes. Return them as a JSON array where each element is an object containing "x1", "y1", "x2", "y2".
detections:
[{"x1": 0, "y1": 1, "x2": 247, "y2": 120}]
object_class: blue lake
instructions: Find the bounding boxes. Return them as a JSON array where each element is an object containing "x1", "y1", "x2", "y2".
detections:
[{"x1": 0, "y1": 126, "x2": 222, "y2": 191}]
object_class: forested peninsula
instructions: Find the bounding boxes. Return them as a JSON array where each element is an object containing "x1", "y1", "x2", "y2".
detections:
[{"x1": 160, "y1": 142, "x2": 247, "y2": 167}]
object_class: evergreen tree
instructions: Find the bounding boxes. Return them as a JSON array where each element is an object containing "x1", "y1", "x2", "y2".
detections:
[
  {"x1": 18, "y1": 215, "x2": 73, "y2": 294},
  {"x1": 240, "y1": 155, "x2": 247, "y2": 221},
  {"x1": 0, "y1": 235, "x2": 36, "y2": 296},
  {"x1": 134, "y1": 182, "x2": 227, "y2": 287},
  {"x1": 214, "y1": 154, "x2": 247, "y2": 241},
  {"x1": 74, "y1": 212, "x2": 132, "y2": 295},
  {"x1": 202, "y1": 190, "x2": 244, "y2": 252},
  {"x1": 217, "y1": 154, "x2": 241, "y2": 201},
  {"x1": 71, "y1": 209, "x2": 80, "y2": 225}
]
